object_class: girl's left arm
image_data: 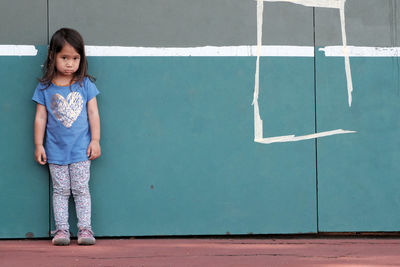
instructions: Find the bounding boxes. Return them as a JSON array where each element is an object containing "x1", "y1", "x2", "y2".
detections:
[{"x1": 87, "y1": 97, "x2": 101, "y2": 160}]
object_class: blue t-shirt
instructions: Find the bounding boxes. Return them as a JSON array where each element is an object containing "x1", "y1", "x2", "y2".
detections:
[{"x1": 32, "y1": 77, "x2": 99, "y2": 165}]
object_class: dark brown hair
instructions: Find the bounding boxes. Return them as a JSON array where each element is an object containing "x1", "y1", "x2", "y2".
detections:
[{"x1": 40, "y1": 28, "x2": 95, "y2": 88}]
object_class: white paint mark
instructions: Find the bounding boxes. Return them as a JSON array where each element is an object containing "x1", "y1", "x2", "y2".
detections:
[
  {"x1": 262, "y1": 0, "x2": 343, "y2": 9},
  {"x1": 255, "y1": 129, "x2": 357, "y2": 144},
  {"x1": 88, "y1": 45, "x2": 400, "y2": 57},
  {"x1": 263, "y1": 0, "x2": 353, "y2": 106},
  {"x1": 338, "y1": 0, "x2": 353, "y2": 107},
  {"x1": 263, "y1": 0, "x2": 353, "y2": 107},
  {"x1": 0, "y1": 45, "x2": 38, "y2": 56},
  {"x1": 253, "y1": 0, "x2": 264, "y2": 140},
  {"x1": 85, "y1": 45, "x2": 313, "y2": 57},
  {"x1": 3, "y1": 44, "x2": 400, "y2": 58},
  {"x1": 254, "y1": 0, "x2": 356, "y2": 144},
  {"x1": 321, "y1": 46, "x2": 400, "y2": 57}
]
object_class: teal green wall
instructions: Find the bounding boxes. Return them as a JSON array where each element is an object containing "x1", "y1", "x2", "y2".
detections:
[
  {"x1": 316, "y1": 49, "x2": 400, "y2": 232},
  {"x1": 47, "y1": 55, "x2": 317, "y2": 236},
  {"x1": 89, "y1": 56, "x2": 317, "y2": 236},
  {"x1": 0, "y1": 48, "x2": 49, "y2": 238},
  {"x1": 3, "y1": 48, "x2": 400, "y2": 237}
]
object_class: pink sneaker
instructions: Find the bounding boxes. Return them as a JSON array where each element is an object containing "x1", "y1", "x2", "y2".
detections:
[
  {"x1": 77, "y1": 228, "x2": 96, "y2": 245},
  {"x1": 52, "y1": 229, "x2": 70, "y2": 246}
]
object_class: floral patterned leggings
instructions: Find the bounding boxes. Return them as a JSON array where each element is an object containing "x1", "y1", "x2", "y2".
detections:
[{"x1": 49, "y1": 160, "x2": 92, "y2": 230}]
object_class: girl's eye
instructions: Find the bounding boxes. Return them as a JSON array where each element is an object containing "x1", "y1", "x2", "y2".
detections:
[{"x1": 62, "y1": 57, "x2": 67, "y2": 60}]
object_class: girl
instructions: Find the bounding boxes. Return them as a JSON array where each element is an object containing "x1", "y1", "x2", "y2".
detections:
[{"x1": 33, "y1": 28, "x2": 100, "y2": 246}]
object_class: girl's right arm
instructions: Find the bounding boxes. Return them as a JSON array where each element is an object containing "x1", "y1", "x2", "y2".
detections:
[{"x1": 34, "y1": 103, "x2": 47, "y2": 165}]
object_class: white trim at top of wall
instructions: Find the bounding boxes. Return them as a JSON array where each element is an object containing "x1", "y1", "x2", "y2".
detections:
[
  {"x1": 1, "y1": 45, "x2": 400, "y2": 57},
  {"x1": 0, "y1": 45, "x2": 38, "y2": 56}
]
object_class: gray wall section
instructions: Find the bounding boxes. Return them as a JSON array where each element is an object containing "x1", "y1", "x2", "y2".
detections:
[
  {"x1": 316, "y1": 0, "x2": 400, "y2": 46},
  {"x1": 262, "y1": 2, "x2": 314, "y2": 46},
  {"x1": 1, "y1": 0, "x2": 399, "y2": 47},
  {"x1": 49, "y1": 0, "x2": 312, "y2": 47},
  {"x1": 0, "y1": 0, "x2": 47, "y2": 45},
  {"x1": 48, "y1": 0, "x2": 257, "y2": 46},
  {"x1": 48, "y1": 0, "x2": 400, "y2": 47}
]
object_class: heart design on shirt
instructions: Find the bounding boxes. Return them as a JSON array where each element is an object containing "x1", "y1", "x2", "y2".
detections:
[{"x1": 51, "y1": 92, "x2": 83, "y2": 128}]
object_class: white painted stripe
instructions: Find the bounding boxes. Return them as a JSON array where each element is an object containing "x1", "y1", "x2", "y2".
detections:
[
  {"x1": 3, "y1": 44, "x2": 400, "y2": 57},
  {"x1": 255, "y1": 129, "x2": 357, "y2": 144},
  {"x1": 262, "y1": 0, "x2": 344, "y2": 9},
  {"x1": 252, "y1": 0, "x2": 356, "y2": 144},
  {"x1": 0, "y1": 45, "x2": 38, "y2": 56},
  {"x1": 253, "y1": 0, "x2": 264, "y2": 140},
  {"x1": 321, "y1": 46, "x2": 400, "y2": 57},
  {"x1": 338, "y1": 1, "x2": 353, "y2": 107},
  {"x1": 262, "y1": 0, "x2": 354, "y2": 107},
  {"x1": 85, "y1": 45, "x2": 314, "y2": 57}
]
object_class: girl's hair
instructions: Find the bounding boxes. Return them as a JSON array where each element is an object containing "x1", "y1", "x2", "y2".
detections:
[{"x1": 40, "y1": 28, "x2": 95, "y2": 88}]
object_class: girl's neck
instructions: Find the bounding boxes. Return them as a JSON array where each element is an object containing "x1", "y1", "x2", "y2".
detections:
[{"x1": 53, "y1": 74, "x2": 76, "y2": 87}]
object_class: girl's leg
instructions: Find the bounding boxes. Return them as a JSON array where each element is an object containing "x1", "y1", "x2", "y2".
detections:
[
  {"x1": 69, "y1": 160, "x2": 92, "y2": 229},
  {"x1": 49, "y1": 164, "x2": 71, "y2": 230}
]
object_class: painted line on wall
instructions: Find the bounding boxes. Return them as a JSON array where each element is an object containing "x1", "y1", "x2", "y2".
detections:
[
  {"x1": 255, "y1": 129, "x2": 357, "y2": 144},
  {"x1": 262, "y1": 0, "x2": 343, "y2": 9},
  {"x1": 85, "y1": 45, "x2": 315, "y2": 57},
  {"x1": 253, "y1": 0, "x2": 264, "y2": 141},
  {"x1": 263, "y1": 0, "x2": 353, "y2": 106},
  {"x1": 0, "y1": 45, "x2": 38, "y2": 56},
  {"x1": 0, "y1": 44, "x2": 313, "y2": 57},
  {"x1": 321, "y1": 46, "x2": 400, "y2": 57},
  {"x1": 338, "y1": 0, "x2": 353, "y2": 107},
  {"x1": 253, "y1": 0, "x2": 356, "y2": 145},
  {"x1": 2, "y1": 44, "x2": 400, "y2": 57}
]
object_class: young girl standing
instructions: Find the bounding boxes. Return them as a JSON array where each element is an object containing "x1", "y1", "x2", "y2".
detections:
[{"x1": 33, "y1": 28, "x2": 100, "y2": 246}]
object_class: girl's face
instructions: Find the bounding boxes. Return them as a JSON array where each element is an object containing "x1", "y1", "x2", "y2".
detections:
[{"x1": 55, "y1": 42, "x2": 81, "y2": 78}]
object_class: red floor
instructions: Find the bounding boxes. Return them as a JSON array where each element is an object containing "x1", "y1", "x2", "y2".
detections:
[{"x1": 1, "y1": 238, "x2": 400, "y2": 266}]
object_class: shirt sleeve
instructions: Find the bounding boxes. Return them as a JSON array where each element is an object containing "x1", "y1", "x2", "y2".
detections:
[
  {"x1": 32, "y1": 84, "x2": 45, "y2": 105},
  {"x1": 86, "y1": 78, "x2": 100, "y2": 102}
]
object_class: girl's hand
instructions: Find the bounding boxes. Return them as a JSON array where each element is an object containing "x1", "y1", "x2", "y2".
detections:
[
  {"x1": 87, "y1": 140, "x2": 101, "y2": 160},
  {"x1": 35, "y1": 145, "x2": 47, "y2": 165}
]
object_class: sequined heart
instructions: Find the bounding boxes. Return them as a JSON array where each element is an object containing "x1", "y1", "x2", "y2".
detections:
[{"x1": 50, "y1": 92, "x2": 83, "y2": 128}]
